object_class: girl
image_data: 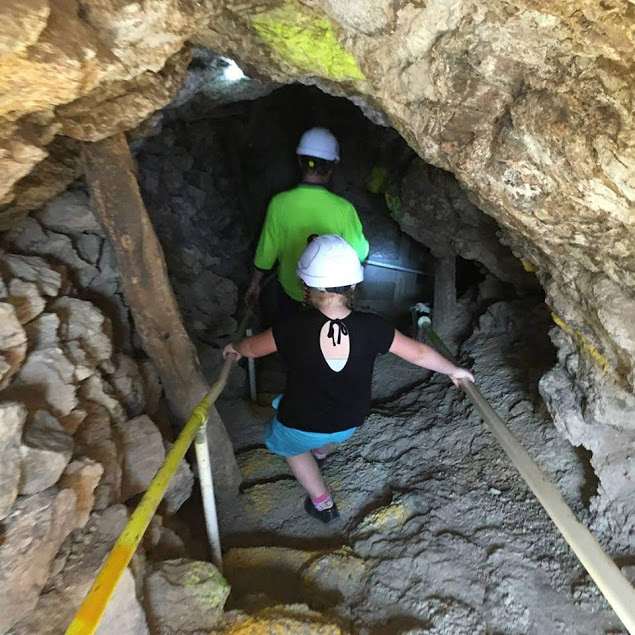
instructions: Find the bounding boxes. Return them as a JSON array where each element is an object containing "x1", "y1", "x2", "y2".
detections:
[{"x1": 224, "y1": 235, "x2": 474, "y2": 523}]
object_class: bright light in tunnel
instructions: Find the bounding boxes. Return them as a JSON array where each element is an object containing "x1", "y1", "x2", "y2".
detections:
[{"x1": 222, "y1": 58, "x2": 246, "y2": 82}]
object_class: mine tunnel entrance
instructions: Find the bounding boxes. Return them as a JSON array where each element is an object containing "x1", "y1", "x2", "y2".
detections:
[{"x1": 133, "y1": 77, "x2": 511, "y2": 389}]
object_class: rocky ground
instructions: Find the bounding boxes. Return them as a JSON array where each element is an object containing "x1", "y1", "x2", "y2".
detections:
[{"x1": 217, "y1": 297, "x2": 631, "y2": 634}]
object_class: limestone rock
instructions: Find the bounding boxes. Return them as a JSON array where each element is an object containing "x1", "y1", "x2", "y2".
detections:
[
  {"x1": 0, "y1": 0, "x2": 633, "y2": 543},
  {"x1": 144, "y1": 559, "x2": 230, "y2": 635},
  {"x1": 540, "y1": 336, "x2": 635, "y2": 545},
  {"x1": 394, "y1": 159, "x2": 533, "y2": 286},
  {"x1": 0, "y1": 302, "x2": 27, "y2": 388},
  {"x1": 79, "y1": 374, "x2": 126, "y2": 423},
  {"x1": 212, "y1": 604, "x2": 347, "y2": 634},
  {"x1": 97, "y1": 568, "x2": 150, "y2": 635},
  {"x1": 19, "y1": 410, "x2": 73, "y2": 495},
  {"x1": 110, "y1": 353, "x2": 147, "y2": 417},
  {"x1": 5, "y1": 278, "x2": 45, "y2": 324},
  {"x1": 3, "y1": 216, "x2": 47, "y2": 250},
  {"x1": 0, "y1": 0, "x2": 50, "y2": 57},
  {"x1": 74, "y1": 401, "x2": 122, "y2": 510},
  {"x1": 23, "y1": 312, "x2": 59, "y2": 350},
  {"x1": 162, "y1": 442, "x2": 194, "y2": 516},
  {"x1": 0, "y1": 402, "x2": 26, "y2": 520},
  {"x1": 224, "y1": 547, "x2": 316, "y2": 603},
  {"x1": 172, "y1": 271, "x2": 237, "y2": 340},
  {"x1": 0, "y1": 488, "x2": 77, "y2": 634},
  {"x1": 76, "y1": 233, "x2": 103, "y2": 265},
  {"x1": 58, "y1": 458, "x2": 104, "y2": 527},
  {"x1": 144, "y1": 516, "x2": 187, "y2": 561},
  {"x1": 6, "y1": 505, "x2": 139, "y2": 635},
  {"x1": 118, "y1": 414, "x2": 165, "y2": 501},
  {"x1": 59, "y1": 408, "x2": 87, "y2": 435},
  {"x1": 35, "y1": 190, "x2": 102, "y2": 235},
  {"x1": 1, "y1": 254, "x2": 62, "y2": 297},
  {"x1": 95, "y1": 569, "x2": 150, "y2": 635},
  {"x1": 4, "y1": 220, "x2": 98, "y2": 288},
  {"x1": 238, "y1": 447, "x2": 288, "y2": 486},
  {"x1": 4, "y1": 346, "x2": 77, "y2": 417},
  {"x1": 52, "y1": 297, "x2": 113, "y2": 379},
  {"x1": 224, "y1": 546, "x2": 365, "y2": 609}
]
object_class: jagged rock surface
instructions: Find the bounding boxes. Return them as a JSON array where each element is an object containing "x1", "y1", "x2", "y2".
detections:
[
  {"x1": 0, "y1": 402, "x2": 26, "y2": 519},
  {"x1": 19, "y1": 409, "x2": 73, "y2": 495},
  {"x1": 0, "y1": 234, "x2": 189, "y2": 634},
  {"x1": 1, "y1": 0, "x2": 632, "y2": 526},
  {"x1": 0, "y1": 488, "x2": 77, "y2": 633}
]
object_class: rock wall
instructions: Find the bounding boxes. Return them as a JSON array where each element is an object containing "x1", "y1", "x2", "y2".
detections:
[{"x1": 0, "y1": 199, "x2": 198, "y2": 633}]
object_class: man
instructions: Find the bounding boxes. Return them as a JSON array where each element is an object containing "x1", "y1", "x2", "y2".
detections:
[{"x1": 245, "y1": 127, "x2": 369, "y2": 316}]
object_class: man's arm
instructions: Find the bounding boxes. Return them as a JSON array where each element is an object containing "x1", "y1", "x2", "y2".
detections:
[
  {"x1": 246, "y1": 201, "x2": 279, "y2": 306},
  {"x1": 342, "y1": 202, "x2": 370, "y2": 262},
  {"x1": 245, "y1": 269, "x2": 265, "y2": 307}
]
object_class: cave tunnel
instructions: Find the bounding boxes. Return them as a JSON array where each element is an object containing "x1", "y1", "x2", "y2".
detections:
[
  {"x1": 0, "y1": 7, "x2": 634, "y2": 632},
  {"x1": 133, "y1": 73, "x2": 517, "y2": 380}
]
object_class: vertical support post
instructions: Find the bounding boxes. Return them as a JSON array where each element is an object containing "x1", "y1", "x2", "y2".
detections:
[
  {"x1": 392, "y1": 235, "x2": 411, "y2": 307},
  {"x1": 82, "y1": 133, "x2": 241, "y2": 496},
  {"x1": 433, "y1": 254, "x2": 456, "y2": 338},
  {"x1": 246, "y1": 328, "x2": 257, "y2": 402},
  {"x1": 194, "y1": 425, "x2": 223, "y2": 572}
]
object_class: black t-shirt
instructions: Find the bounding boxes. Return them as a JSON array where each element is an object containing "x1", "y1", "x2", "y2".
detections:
[{"x1": 272, "y1": 309, "x2": 396, "y2": 433}]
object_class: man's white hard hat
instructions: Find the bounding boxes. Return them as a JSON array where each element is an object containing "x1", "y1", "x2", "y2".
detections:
[
  {"x1": 296, "y1": 127, "x2": 340, "y2": 162},
  {"x1": 296, "y1": 234, "x2": 364, "y2": 289}
]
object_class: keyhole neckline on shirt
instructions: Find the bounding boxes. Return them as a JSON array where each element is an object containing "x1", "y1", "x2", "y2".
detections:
[{"x1": 318, "y1": 314, "x2": 351, "y2": 373}]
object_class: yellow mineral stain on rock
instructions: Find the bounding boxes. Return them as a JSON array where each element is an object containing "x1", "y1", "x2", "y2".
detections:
[
  {"x1": 239, "y1": 448, "x2": 286, "y2": 480},
  {"x1": 225, "y1": 546, "x2": 317, "y2": 573},
  {"x1": 215, "y1": 605, "x2": 348, "y2": 634},
  {"x1": 355, "y1": 502, "x2": 410, "y2": 533},
  {"x1": 243, "y1": 483, "x2": 275, "y2": 515},
  {"x1": 551, "y1": 313, "x2": 617, "y2": 379},
  {"x1": 521, "y1": 259, "x2": 537, "y2": 272}
]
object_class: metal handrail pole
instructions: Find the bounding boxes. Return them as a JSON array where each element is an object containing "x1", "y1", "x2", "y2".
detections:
[{"x1": 423, "y1": 324, "x2": 635, "y2": 633}]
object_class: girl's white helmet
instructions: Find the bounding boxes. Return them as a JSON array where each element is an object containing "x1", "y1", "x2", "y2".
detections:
[
  {"x1": 296, "y1": 235, "x2": 364, "y2": 289},
  {"x1": 296, "y1": 127, "x2": 340, "y2": 162}
]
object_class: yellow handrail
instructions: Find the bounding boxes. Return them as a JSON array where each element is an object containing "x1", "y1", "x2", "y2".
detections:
[{"x1": 66, "y1": 313, "x2": 251, "y2": 635}]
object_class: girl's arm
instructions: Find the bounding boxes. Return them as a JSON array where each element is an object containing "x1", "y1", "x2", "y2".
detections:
[
  {"x1": 223, "y1": 328, "x2": 277, "y2": 361},
  {"x1": 389, "y1": 330, "x2": 475, "y2": 387}
]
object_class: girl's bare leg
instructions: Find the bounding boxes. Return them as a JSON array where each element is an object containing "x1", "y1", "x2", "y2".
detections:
[{"x1": 286, "y1": 452, "x2": 328, "y2": 498}]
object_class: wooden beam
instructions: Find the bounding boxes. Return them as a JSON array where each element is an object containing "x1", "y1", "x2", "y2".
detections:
[{"x1": 82, "y1": 133, "x2": 241, "y2": 497}]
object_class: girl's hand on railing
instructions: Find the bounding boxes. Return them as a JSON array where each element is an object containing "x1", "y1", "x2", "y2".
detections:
[
  {"x1": 449, "y1": 367, "x2": 475, "y2": 388},
  {"x1": 223, "y1": 343, "x2": 242, "y2": 362}
]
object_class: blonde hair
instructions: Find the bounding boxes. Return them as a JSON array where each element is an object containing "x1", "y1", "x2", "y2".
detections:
[{"x1": 303, "y1": 284, "x2": 355, "y2": 310}]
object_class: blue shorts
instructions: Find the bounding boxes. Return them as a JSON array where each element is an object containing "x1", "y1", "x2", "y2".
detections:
[{"x1": 265, "y1": 416, "x2": 357, "y2": 457}]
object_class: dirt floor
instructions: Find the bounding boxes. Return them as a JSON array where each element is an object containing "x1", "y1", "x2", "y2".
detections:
[{"x1": 214, "y1": 299, "x2": 628, "y2": 634}]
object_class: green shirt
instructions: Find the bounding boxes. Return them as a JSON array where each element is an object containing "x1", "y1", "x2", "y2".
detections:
[{"x1": 254, "y1": 185, "x2": 370, "y2": 301}]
